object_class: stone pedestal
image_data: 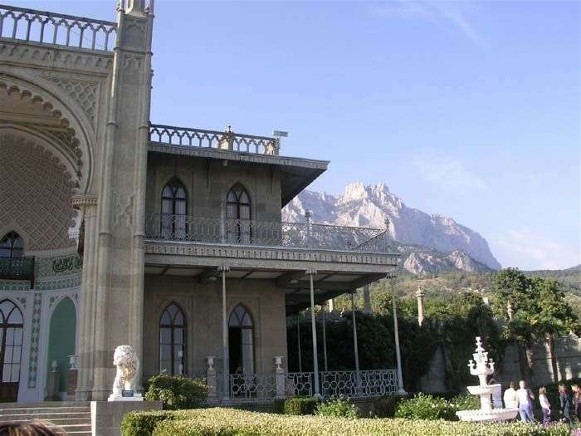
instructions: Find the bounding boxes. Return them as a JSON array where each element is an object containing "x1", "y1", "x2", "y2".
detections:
[
  {"x1": 206, "y1": 356, "x2": 217, "y2": 402},
  {"x1": 91, "y1": 400, "x2": 161, "y2": 436},
  {"x1": 274, "y1": 356, "x2": 285, "y2": 399}
]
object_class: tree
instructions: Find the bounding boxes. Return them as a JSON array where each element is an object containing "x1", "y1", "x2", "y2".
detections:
[{"x1": 493, "y1": 268, "x2": 580, "y2": 383}]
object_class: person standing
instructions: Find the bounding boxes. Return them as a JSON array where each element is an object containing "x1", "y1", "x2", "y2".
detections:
[
  {"x1": 558, "y1": 384, "x2": 572, "y2": 424},
  {"x1": 503, "y1": 381, "x2": 519, "y2": 409},
  {"x1": 572, "y1": 384, "x2": 580, "y2": 422},
  {"x1": 538, "y1": 387, "x2": 551, "y2": 427},
  {"x1": 516, "y1": 380, "x2": 535, "y2": 422}
]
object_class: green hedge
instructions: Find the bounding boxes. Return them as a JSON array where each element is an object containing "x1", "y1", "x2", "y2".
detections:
[
  {"x1": 144, "y1": 373, "x2": 208, "y2": 410},
  {"x1": 121, "y1": 410, "x2": 177, "y2": 436},
  {"x1": 274, "y1": 397, "x2": 321, "y2": 415},
  {"x1": 132, "y1": 408, "x2": 572, "y2": 436}
]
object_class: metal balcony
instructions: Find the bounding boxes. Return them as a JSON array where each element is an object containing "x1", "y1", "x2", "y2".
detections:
[
  {"x1": 0, "y1": 256, "x2": 35, "y2": 284},
  {"x1": 144, "y1": 213, "x2": 392, "y2": 254}
]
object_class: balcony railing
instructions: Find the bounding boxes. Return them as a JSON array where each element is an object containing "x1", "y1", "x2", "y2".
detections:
[
  {"x1": 149, "y1": 124, "x2": 280, "y2": 156},
  {"x1": 144, "y1": 214, "x2": 391, "y2": 253},
  {"x1": 0, "y1": 4, "x2": 117, "y2": 51},
  {"x1": 0, "y1": 256, "x2": 35, "y2": 284},
  {"x1": 208, "y1": 370, "x2": 397, "y2": 402}
]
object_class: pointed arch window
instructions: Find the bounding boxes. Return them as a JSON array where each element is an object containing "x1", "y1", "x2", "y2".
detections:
[
  {"x1": 159, "y1": 303, "x2": 186, "y2": 375},
  {"x1": 228, "y1": 304, "x2": 254, "y2": 375},
  {"x1": 161, "y1": 178, "x2": 187, "y2": 239},
  {"x1": 0, "y1": 300, "x2": 23, "y2": 398},
  {"x1": 0, "y1": 232, "x2": 23, "y2": 259},
  {"x1": 226, "y1": 185, "x2": 251, "y2": 243}
]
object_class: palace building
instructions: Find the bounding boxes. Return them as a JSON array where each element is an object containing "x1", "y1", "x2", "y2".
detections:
[{"x1": 0, "y1": 1, "x2": 399, "y2": 403}]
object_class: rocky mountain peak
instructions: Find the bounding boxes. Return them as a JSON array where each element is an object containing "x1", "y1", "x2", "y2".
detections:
[{"x1": 283, "y1": 182, "x2": 502, "y2": 274}]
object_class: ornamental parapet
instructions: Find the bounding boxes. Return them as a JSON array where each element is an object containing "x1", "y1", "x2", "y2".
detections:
[
  {"x1": 0, "y1": 4, "x2": 116, "y2": 52},
  {"x1": 149, "y1": 124, "x2": 280, "y2": 157}
]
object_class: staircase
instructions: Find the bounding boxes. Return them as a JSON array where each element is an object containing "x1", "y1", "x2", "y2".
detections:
[{"x1": 0, "y1": 402, "x2": 91, "y2": 435}]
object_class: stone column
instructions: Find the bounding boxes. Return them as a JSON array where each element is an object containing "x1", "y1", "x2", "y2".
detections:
[
  {"x1": 79, "y1": 2, "x2": 154, "y2": 400},
  {"x1": 72, "y1": 194, "x2": 98, "y2": 401},
  {"x1": 416, "y1": 287, "x2": 425, "y2": 327}
]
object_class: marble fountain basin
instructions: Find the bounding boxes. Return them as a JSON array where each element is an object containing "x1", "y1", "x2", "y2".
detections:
[{"x1": 456, "y1": 408, "x2": 518, "y2": 422}]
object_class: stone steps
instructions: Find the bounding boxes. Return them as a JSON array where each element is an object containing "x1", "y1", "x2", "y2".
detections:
[{"x1": 0, "y1": 403, "x2": 91, "y2": 435}]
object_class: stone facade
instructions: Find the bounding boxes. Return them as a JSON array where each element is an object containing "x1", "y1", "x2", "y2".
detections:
[{"x1": 0, "y1": 1, "x2": 398, "y2": 404}]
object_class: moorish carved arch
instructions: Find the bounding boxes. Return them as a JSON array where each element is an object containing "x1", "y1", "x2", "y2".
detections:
[{"x1": 0, "y1": 71, "x2": 97, "y2": 194}]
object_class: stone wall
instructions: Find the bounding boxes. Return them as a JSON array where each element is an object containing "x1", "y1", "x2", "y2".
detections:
[
  {"x1": 143, "y1": 274, "x2": 287, "y2": 379},
  {"x1": 146, "y1": 154, "x2": 282, "y2": 222}
]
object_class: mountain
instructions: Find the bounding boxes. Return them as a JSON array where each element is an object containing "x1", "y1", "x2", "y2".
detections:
[{"x1": 283, "y1": 182, "x2": 502, "y2": 274}]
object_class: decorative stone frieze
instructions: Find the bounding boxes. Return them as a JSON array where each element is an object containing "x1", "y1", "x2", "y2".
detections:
[
  {"x1": 43, "y1": 76, "x2": 100, "y2": 126},
  {"x1": 72, "y1": 194, "x2": 98, "y2": 208},
  {"x1": 144, "y1": 241, "x2": 399, "y2": 267},
  {"x1": 0, "y1": 41, "x2": 114, "y2": 74}
]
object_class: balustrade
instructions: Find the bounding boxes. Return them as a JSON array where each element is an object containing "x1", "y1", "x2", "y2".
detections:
[
  {"x1": 0, "y1": 256, "x2": 34, "y2": 282},
  {"x1": 145, "y1": 213, "x2": 390, "y2": 253},
  {"x1": 0, "y1": 4, "x2": 117, "y2": 51},
  {"x1": 149, "y1": 124, "x2": 279, "y2": 156}
]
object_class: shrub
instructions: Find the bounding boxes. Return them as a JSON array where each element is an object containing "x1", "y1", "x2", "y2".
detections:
[
  {"x1": 315, "y1": 396, "x2": 358, "y2": 418},
  {"x1": 372, "y1": 395, "x2": 404, "y2": 418},
  {"x1": 449, "y1": 393, "x2": 480, "y2": 412},
  {"x1": 121, "y1": 410, "x2": 176, "y2": 436},
  {"x1": 275, "y1": 396, "x2": 321, "y2": 415},
  {"x1": 395, "y1": 393, "x2": 456, "y2": 421},
  {"x1": 149, "y1": 408, "x2": 572, "y2": 436},
  {"x1": 144, "y1": 373, "x2": 208, "y2": 410}
]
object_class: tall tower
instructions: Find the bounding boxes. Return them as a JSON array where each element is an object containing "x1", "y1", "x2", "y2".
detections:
[{"x1": 76, "y1": 0, "x2": 154, "y2": 401}]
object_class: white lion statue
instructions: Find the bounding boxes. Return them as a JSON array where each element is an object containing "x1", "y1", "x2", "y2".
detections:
[{"x1": 111, "y1": 344, "x2": 139, "y2": 396}]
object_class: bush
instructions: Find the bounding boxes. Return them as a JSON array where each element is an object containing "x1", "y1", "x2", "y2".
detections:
[
  {"x1": 395, "y1": 393, "x2": 456, "y2": 421},
  {"x1": 449, "y1": 393, "x2": 480, "y2": 412},
  {"x1": 121, "y1": 410, "x2": 176, "y2": 436},
  {"x1": 275, "y1": 397, "x2": 321, "y2": 415},
  {"x1": 148, "y1": 408, "x2": 572, "y2": 435},
  {"x1": 144, "y1": 373, "x2": 208, "y2": 410},
  {"x1": 315, "y1": 396, "x2": 358, "y2": 418},
  {"x1": 372, "y1": 395, "x2": 404, "y2": 418}
]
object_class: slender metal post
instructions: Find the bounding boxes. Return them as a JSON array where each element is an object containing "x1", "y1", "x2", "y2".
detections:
[
  {"x1": 351, "y1": 293, "x2": 360, "y2": 373},
  {"x1": 322, "y1": 301, "x2": 328, "y2": 372},
  {"x1": 305, "y1": 210, "x2": 312, "y2": 248},
  {"x1": 297, "y1": 314, "x2": 302, "y2": 373},
  {"x1": 390, "y1": 275, "x2": 407, "y2": 395},
  {"x1": 220, "y1": 204, "x2": 226, "y2": 243},
  {"x1": 307, "y1": 269, "x2": 320, "y2": 396},
  {"x1": 219, "y1": 265, "x2": 230, "y2": 400}
]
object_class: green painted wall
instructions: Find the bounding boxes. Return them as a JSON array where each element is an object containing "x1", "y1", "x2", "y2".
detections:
[{"x1": 47, "y1": 297, "x2": 76, "y2": 394}]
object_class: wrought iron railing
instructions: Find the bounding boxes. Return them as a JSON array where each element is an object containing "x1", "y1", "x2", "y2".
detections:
[
  {"x1": 149, "y1": 124, "x2": 280, "y2": 156},
  {"x1": 144, "y1": 214, "x2": 391, "y2": 253},
  {"x1": 0, "y1": 256, "x2": 35, "y2": 283},
  {"x1": 320, "y1": 369, "x2": 398, "y2": 399},
  {"x1": 0, "y1": 4, "x2": 117, "y2": 51},
  {"x1": 207, "y1": 370, "x2": 396, "y2": 402}
]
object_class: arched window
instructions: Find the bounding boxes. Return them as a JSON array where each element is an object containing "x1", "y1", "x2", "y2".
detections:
[
  {"x1": 161, "y1": 178, "x2": 187, "y2": 239},
  {"x1": 159, "y1": 303, "x2": 186, "y2": 375},
  {"x1": 0, "y1": 232, "x2": 23, "y2": 259},
  {"x1": 0, "y1": 300, "x2": 23, "y2": 401},
  {"x1": 226, "y1": 185, "x2": 251, "y2": 243},
  {"x1": 228, "y1": 304, "x2": 254, "y2": 375}
]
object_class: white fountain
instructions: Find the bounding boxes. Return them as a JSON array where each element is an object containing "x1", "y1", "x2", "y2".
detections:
[{"x1": 456, "y1": 337, "x2": 518, "y2": 422}]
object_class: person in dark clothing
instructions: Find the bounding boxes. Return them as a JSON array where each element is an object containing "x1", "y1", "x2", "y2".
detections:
[{"x1": 558, "y1": 384, "x2": 572, "y2": 424}]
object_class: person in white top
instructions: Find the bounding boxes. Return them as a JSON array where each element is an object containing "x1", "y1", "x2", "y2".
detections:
[
  {"x1": 538, "y1": 386, "x2": 551, "y2": 427},
  {"x1": 503, "y1": 381, "x2": 518, "y2": 409},
  {"x1": 516, "y1": 380, "x2": 535, "y2": 422}
]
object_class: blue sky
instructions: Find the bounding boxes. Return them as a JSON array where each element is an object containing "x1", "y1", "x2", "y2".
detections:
[{"x1": 21, "y1": 1, "x2": 580, "y2": 270}]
